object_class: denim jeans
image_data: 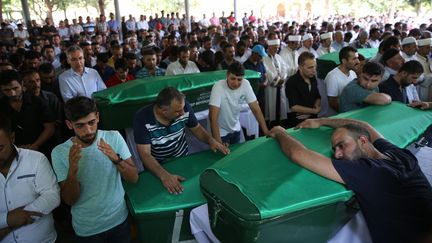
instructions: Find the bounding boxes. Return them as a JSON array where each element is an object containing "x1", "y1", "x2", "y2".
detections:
[
  {"x1": 76, "y1": 218, "x2": 131, "y2": 243},
  {"x1": 221, "y1": 131, "x2": 241, "y2": 145}
]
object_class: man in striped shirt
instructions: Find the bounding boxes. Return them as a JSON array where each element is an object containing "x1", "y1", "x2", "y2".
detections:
[{"x1": 133, "y1": 87, "x2": 229, "y2": 194}]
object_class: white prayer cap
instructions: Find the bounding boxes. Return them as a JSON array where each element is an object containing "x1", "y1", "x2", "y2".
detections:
[
  {"x1": 302, "y1": 33, "x2": 313, "y2": 41},
  {"x1": 417, "y1": 38, "x2": 432, "y2": 47},
  {"x1": 267, "y1": 39, "x2": 281, "y2": 46},
  {"x1": 288, "y1": 35, "x2": 302, "y2": 42},
  {"x1": 401, "y1": 36, "x2": 417, "y2": 46},
  {"x1": 320, "y1": 32, "x2": 332, "y2": 40}
]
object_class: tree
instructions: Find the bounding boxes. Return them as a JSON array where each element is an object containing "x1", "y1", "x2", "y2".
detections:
[{"x1": 97, "y1": 0, "x2": 105, "y2": 16}]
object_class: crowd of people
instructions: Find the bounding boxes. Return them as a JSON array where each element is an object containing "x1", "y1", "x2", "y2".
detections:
[{"x1": 1, "y1": 8, "x2": 432, "y2": 243}]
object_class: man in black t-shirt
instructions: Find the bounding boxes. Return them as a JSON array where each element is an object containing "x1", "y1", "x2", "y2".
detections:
[{"x1": 269, "y1": 118, "x2": 432, "y2": 243}]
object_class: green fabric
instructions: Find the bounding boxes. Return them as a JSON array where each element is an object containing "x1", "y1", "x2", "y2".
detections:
[
  {"x1": 122, "y1": 151, "x2": 227, "y2": 215},
  {"x1": 207, "y1": 102, "x2": 432, "y2": 219},
  {"x1": 93, "y1": 70, "x2": 261, "y2": 129},
  {"x1": 317, "y1": 48, "x2": 378, "y2": 79}
]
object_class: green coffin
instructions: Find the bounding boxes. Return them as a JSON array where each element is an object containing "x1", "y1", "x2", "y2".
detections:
[
  {"x1": 200, "y1": 102, "x2": 432, "y2": 242},
  {"x1": 123, "y1": 102, "x2": 432, "y2": 243},
  {"x1": 93, "y1": 70, "x2": 261, "y2": 129},
  {"x1": 317, "y1": 48, "x2": 378, "y2": 79}
]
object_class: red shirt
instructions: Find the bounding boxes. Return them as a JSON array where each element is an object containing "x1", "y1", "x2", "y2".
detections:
[{"x1": 105, "y1": 74, "x2": 135, "y2": 87}]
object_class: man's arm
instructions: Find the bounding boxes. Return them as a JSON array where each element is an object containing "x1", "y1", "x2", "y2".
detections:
[
  {"x1": 297, "y1": 118, "x2": 384, "y2": 143},
  {"x1": 136, "y1": 144, "x2": 185, "y2": 194},
  {"x1": 98, "y1": 138, "x2": 138, "y2": 183},
  {"x1": 59, "y1": 142, "x2": 81, "y2": 206},
  {"x1": 269, "y1": 126, "x2": 344, "y2": 184},
  {"x1": 29, "y1": 122, "x2": 55, "y2": 151},
  {"x1": 189, "y1": 124, "x2": 229, "y2": 154},
  {"x1": 363, "y1": 93, "x2": 392, "y2": 105},
  {"x1": 248, "y1": 101, "x2": 269, "y2": 135},
  {"x1": 24, "y1": 154, "x2": 60, "y2": 214},
  {"x1": 209, "y1": 105, "x2": 223, "y2": 143},
  {"x1": 0, "y1": 227, "x2": 12, "y2": 240},
  {"x1": 290, "y1": 104, "x2": 320, "y2": 115},
  {"x1": 409, "y1": 101, "x2": 432, "y2": 110}
]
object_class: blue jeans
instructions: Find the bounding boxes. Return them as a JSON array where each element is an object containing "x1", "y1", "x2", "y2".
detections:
[
  {"x1": 221, "y1": 131, "x2": 241, "y2": 145},
  {"x1": 76, "y1": 218, "x2": 131, "y2": 243}
]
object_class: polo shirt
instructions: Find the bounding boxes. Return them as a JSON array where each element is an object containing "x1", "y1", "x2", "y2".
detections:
[{"x1": 133, "y1": 101, "x2": 198, "y2": 163}]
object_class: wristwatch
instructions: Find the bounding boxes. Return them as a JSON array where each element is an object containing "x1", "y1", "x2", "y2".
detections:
[{"x1": 112, "y1": 153, "x2": 123, "y2": 165}]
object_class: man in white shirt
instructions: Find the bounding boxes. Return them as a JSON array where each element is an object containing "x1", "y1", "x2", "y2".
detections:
[
  {"x1": 317, "y1": 32, "x2": 335, "y2": 57},
  {"x1": 280, "y1": 35, "x2": 301, "y2": 77},
  {"x1": 0, "y1": 114, "x2": 60, "y2": 242},
  {"x1": 324, "y1": 46, "x2": 359, "y2": 113},
  {"x1": 298, "y1": 33, "x2": 318, "y2": 58},
  {"x1": 136, "y1": 15, "x2": 149, "y2": 31},
  {"x1": 368, "y1": 28, "x2": 381, "y2": 49},
  {"x1": 13, "y1": 24, "x2": 29, "y2": 42},
  {"x1": 70, "y1": 19, "x2": 84, "y2": 36},
  {"x1": 209, "y1": 62, "x2": 269, "y2": 145},
  {"x1": 166, "y1": 46, "x2": 200, "y2": 75},
  {"x1": 401, "y1": 37, "x2": 419, "y2": 62},
  {"x1": 199, "y1": 14, "x2": 211, "y2": 29}
]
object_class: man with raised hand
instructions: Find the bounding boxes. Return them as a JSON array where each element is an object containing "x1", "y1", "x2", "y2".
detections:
[{"x1": 52, "y1": 96, "x2": 138, "y2": 242}]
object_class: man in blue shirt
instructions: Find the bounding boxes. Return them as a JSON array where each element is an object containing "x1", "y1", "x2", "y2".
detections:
[
  {"x1": 134, "y1": 87, "x2": 229, "y2": 194},
  {"x1": 59, "y1": 45, "x2": 106, "y2": 102},
  {"x1": 52, "y1": 96, "x2": 138, "y2": 242}
]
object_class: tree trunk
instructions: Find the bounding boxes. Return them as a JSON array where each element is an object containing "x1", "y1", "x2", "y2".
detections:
[
  {"x1": 0, "y1": 0, "x2": 3, "y2": 23},
  {"x1": 387, "y1": 0, "x2": 397, "y2": 22},
  {"x1": 98, "y1": 0, "x2": 105, "y2": 16},
  {"x1": 44, "y1": 0, "x2": 54, "y2": 19},
  {"x1": 415, "y1": 1, "x2": 421, "y2": 16}
]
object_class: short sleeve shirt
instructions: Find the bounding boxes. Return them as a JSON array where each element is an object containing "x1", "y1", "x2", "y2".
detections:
[
  {"x1": 332, "y1": 139, "x2": 432, "y2": 243},
  {"x1": 133, "y1": 101, "x2": 198, "y2": 163},
  {"x1": 324, "y1": 67, "x2": 357, "y2": 97},
  {"x1": 209, "y1": 79, "x2": 257, "y2": 136},
  {"x1": 51, "y1": 130, "x2": 131, "y2": 236},
  {"x1": 339, "y1": 79, "x2": 377, "y2": 112}
]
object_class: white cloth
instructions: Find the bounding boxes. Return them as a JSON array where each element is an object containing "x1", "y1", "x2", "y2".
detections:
[
  {"x1": 234, "y1": 49, "x2": 252, "y2": 64},
  {"x1": 0, "y1": 148, "x2": 60, "y2": 243},
  {"x1": 401, "y1": 52, "x2": 419, "y2": 62},
  {"x1": 190, "y1": 204, "x2": 372, "y2": 243},
  {"x1": 406, "y1": 84, "x2": 420, "y2": 102},
  {"x1": 57, "y1": 27, "x2": 70, "y2": 40},
  {"x1": 328, "y1": 211, "x2": 372, "y2": 243},
  {"x1": 165, "y1": 60, "x2": 200, "y2": 76},
  {"x1": 262, "y1": 53, "x2": 289, "y2": 121},
  {"x1": 416, "y1": 53, "x2": 432, "y2": 101},
  {"x1": 324, "y1": 67, "x2": 357, "y2": 97},
  {"x1": 297, "y1": 46, "x2": 319, "y2": 58},
  {"x1": 279, "y1": 47, "x2": 299, "y2": 77},
  {"x1": 209, "y1": 79, "x2": 257, "y2": 136},
  {"x1": 190, "y1": 204, "x2": 220, "y2": 243}
]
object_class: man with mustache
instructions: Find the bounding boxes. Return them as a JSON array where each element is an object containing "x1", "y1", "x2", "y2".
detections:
[
  {"x1": 379, "y1": 60, "x2": 423, "y2": 104},
  {"x1": 0, "y1": 70, "x2": 55, "y2": 155},
  {"x1": 51, "y1": 96, "x2": 138, "y2": 242}
]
